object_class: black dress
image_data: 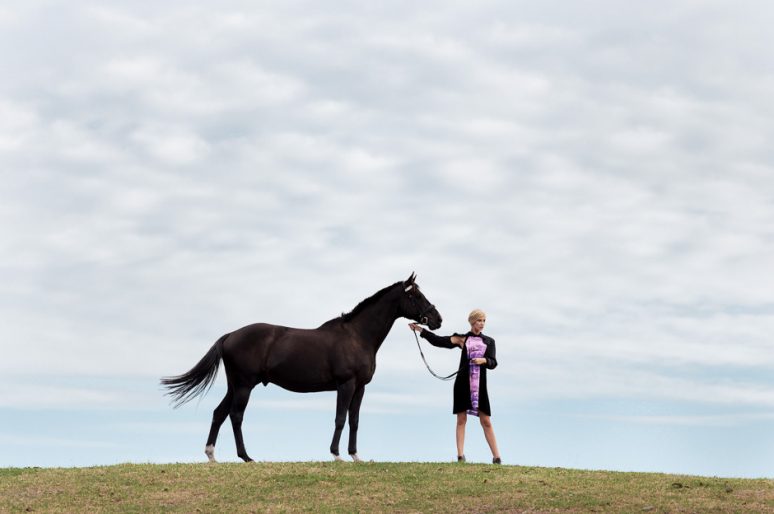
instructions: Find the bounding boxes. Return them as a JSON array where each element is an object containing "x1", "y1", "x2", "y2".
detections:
[{"x1": 420, "y1": 330, "x2": 497, "y2": 416}]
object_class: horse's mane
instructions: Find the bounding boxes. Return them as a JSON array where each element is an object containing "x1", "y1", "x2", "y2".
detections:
[{"x1": 318, "y1": 281, "x2": 404, "y2": 329}]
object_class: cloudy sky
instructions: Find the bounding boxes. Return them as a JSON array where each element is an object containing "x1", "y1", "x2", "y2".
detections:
[{"x1": 2, "y1": 1, "x2": 773, "y2": 477}]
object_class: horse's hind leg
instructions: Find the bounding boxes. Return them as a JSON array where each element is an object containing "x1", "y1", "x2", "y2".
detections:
[
  {"x1": 230, "y1": 385, "x2": 254, "y2": 462},
  {"x1": 204, "y1": 387, "x2": 233, "y2": 463}
]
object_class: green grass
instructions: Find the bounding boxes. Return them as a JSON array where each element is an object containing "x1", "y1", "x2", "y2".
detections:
[{"x1": 1, "y1": 462, "x2": 772, "y2": 513}]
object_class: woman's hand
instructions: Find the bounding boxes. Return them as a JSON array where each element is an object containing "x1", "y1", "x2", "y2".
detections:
[
  {"x1": 408, "y1": 323, "x2": 423, "y2": 333},
  {"x1": 470, "y1": 358, "x2": 487, "y2": 365}
]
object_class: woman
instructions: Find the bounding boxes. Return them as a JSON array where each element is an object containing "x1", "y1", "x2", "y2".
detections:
[{"x1": 409, "y1": 309, "x2": 502, "y2": 464}]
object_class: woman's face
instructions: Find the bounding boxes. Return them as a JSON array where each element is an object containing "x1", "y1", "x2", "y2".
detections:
[{"x1": 470, "y1": 316, "x2": 486, "y2": 334}]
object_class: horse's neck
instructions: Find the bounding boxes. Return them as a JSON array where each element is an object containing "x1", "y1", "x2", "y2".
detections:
[{"x1": 348, "y1": 291, "x2": 400, "y2": 353}]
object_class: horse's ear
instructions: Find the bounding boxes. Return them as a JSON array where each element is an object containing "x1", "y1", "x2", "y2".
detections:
[{"x1": 404, "y1": 272, "x2": 417, "y2": 291}]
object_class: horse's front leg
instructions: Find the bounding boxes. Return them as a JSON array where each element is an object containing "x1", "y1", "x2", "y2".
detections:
[
  {"x1": 330, "y1": 379, "x2": 356, "y2": 460},
  {"x1": 347, "y1": 385, "x2": 366, "y2": 462}
]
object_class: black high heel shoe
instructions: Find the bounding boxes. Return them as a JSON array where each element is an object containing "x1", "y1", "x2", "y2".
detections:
[
  {"x1": 492, "y1": 457, "x2": 501, "y2": 464},
  {"x1": 457, "y1": 455, "x2": 466, "y2": 463}
]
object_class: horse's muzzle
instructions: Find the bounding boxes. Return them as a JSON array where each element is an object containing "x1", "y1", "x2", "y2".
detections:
[{"x1": 426, "y1": 318, "x2": 442, "y2": 330}]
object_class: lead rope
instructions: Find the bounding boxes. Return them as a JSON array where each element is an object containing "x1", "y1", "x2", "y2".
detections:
[{"x1": 412, "y1": 329, "x2": 459, "y2": 381}]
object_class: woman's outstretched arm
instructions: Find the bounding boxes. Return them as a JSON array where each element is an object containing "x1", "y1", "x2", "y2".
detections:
[
  {"x1": 420, "y1": 330, "x2": 457, "y2": 349},
  {"x1": 408, "y1": 323, "x2": 462, "y2": 348}
]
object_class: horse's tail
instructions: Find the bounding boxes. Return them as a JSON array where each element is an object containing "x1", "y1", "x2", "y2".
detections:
[{"x1": 160, "y1": 334, "x2": 228, "y2": 408}]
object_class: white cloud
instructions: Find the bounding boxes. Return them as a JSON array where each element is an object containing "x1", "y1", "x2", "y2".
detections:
[
  {"x1": 131, "y1": 124, "x2": 211, "y2": 165},
  {"x1": 1, "y1": 0, "x2": 773, "y2": 429},
  {"x1": 0, "y1": 100, "x2": 38, "y2": 152},
  {"x1": 499, "y1": 347, "x2": 774, "y2": 408}
]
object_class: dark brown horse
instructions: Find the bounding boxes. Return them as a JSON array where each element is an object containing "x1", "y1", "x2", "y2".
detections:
[{"x1": 161, "y1": 273, "x2": 442, "y2": 462}]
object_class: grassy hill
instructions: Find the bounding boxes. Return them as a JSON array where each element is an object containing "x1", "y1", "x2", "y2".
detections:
[{"x1": 1, "y1": 461, "x2": 772, "y2": 513}]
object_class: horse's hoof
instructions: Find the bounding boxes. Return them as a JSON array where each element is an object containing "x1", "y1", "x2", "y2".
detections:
[
  {"x1": 205, "y1": 445, "x2": 217, "y2": 463},
  {"x1": 350, "y1": 453, "x2": 361, "y2": 463},
  {"x1": 332, "y1": 453, "x2": 344, "y2": 462}
]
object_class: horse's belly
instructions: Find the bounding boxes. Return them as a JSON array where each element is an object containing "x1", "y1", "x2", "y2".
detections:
[
  {"x1": 268, "y1": 365, "x2": 336, "y2": 393},
  {"x1": 266, "y1": 353, "x2": 336, "y2": 392},
  {"x1": 275, "y1": 380, "x2": 335, "y2": 393}
]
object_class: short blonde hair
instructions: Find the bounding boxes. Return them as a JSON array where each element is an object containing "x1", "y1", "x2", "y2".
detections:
[{"x1": 468, "y1": 309, "x2": 486, "y2": 324}]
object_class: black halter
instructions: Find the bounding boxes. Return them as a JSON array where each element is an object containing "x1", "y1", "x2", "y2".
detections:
[
  {"x1": 417, "y1": 303, "x2": 436, "y2": 326},
  {"x1": 406, "y1": 289, "x2": 436, "y2": 326}
]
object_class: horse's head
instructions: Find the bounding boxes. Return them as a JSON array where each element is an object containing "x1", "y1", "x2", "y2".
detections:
[{"x1": 400, "y1": 272, "x2": 443, "y2": 330}]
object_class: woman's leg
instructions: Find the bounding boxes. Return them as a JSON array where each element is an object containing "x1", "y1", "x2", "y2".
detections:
[
  {"x1": 479, "y1": 414, "x2": 500, "y2": 459},
  {"x1": 456, "y1": 412, "x2": 467, "y2": 458}
]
